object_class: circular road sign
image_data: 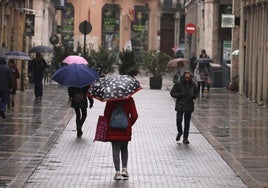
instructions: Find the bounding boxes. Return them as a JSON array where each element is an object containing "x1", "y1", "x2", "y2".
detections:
[
  {"x1": 79, "y1": 20, "x2": 92, "y2": 35},
  {"x1": 186, "y1": 23, "x2": 196, "y2": 34}
]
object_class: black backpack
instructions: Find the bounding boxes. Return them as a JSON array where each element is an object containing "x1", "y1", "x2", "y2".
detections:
[{"x1": 73, "y1": 89, "x2": 84, "y2": 103}]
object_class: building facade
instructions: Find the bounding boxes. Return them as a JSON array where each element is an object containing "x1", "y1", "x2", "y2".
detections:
[
  {"x1": 239, "y1": 0, "x2": 268, "y2": 106},
  {"x1": 55, "y1": 0, "x2": 185, "y2": 57}
]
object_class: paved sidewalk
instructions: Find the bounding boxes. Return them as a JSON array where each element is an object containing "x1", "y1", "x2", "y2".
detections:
[
  {"x1": 22, "y1": 88, "x2": 246, "y2": 188},
  {"x1": 1, "y1": 74, "x2": 267, "y2": 188}
]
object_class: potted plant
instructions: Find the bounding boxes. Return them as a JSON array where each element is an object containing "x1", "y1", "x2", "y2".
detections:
[
  {"x1": 89, "y1": 45, "x2": 117, "y2": 77},
  {"x1": 141, "y1": 50, "x2": 171, "y2": 89},
  {"x1": 118, "y1": 49, "x2": 139, "y2": 77}
]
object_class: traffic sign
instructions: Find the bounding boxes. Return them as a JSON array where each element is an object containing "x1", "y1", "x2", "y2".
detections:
[
  {"x1": 79, "y1": 20, "x2": 92, "y2": 35},
  {"x1": 186, "y1": 23, "x2": 196, "y2": 34}
]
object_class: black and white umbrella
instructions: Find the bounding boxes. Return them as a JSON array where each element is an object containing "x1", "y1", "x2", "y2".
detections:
[{"x1": 88, "y1": 74, "x2": 142, "y2": 102}]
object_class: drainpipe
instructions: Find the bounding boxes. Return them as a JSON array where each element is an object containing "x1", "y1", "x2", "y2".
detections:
[{"x1": 0, "y1": 0, "x2": 8, "y2": 47}]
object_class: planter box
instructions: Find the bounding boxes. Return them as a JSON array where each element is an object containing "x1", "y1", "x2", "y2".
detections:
[{"x1": 150, "y1": 76, "x2": 162, "y2": 89}]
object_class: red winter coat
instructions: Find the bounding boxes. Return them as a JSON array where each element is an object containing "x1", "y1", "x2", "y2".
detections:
[{"x1": 104, "y1": 97, "x2": 138, "y2": 142}]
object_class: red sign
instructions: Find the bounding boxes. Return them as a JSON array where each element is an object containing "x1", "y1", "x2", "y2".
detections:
[{"x1": 186, "y1": 23, "x2": 196, "y2": 34}]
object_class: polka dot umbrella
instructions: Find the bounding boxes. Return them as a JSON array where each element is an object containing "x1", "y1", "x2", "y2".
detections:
[{"x1": 88, "y1": 74, "x2": 142, "y2": 102}]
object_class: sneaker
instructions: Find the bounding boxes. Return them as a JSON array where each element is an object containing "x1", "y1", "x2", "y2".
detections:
[
  {"x1": 113, "y1": 172, "x2": 122, "y2": 181},
  {"x1": 183, "y1": 138, "x2": 190, "y2": 144},
  {"x1": 176, "y1": 133, "x2": 181, "y2": 141},
  {"x1": 121, "y1": 168, "x2": 129, "y2": 180}
]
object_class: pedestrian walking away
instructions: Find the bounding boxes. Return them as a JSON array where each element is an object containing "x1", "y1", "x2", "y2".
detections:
[
  {"x1": 194, "y1": 63, "x2": 208, "y2": 97},
  {"x1": 199, "y1": 49, "x2": 211, "y2": 92},
  {"x1": 170, "y1": 70, "x2": 198, "y2": 144},
  {"x1": 69, "y1": 86, "x2": 94, "y2": 137},
  {"x1": 8, "y1": 59, "x2": 20, "y2": 108},
  {"x1": 28, "y1": 53, "x2": 47, "y2": 100},
  {"x1": 0, "y1": 57, "x2": 12, "y2": 119},
  {"x1": 104, "y1": 97, "x2": 138, "y2": 181}
]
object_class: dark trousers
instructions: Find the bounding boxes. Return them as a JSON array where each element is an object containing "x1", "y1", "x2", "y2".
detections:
[
  {"x1": 197, "y1": 81, "x2": 205, "y2": 95},
  {"x1": 74, "y1": 107, "x2": 87, "y2": 129},
  {"x1": 34, "y1": 76, "x2": 44, "y2": 97},
  {"x1": 111, "y1": 141, "x2": 128, "y2": 171},
  {"x1": 176, "y1": 111, "x2": 192, "y2": 139},
  {"x1": 0, "y1": 91, "x2": 9, "y2": 112}
]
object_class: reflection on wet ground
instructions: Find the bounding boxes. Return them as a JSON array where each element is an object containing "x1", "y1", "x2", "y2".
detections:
[
  {"x1": 0, "y1": 85, "x2": 73, "y2": 187},
  {"x1": 0, "y1": 82, "x2": 267, "y2": 187},
  {"x1": 192, "y1": 89, "x2": 268, "y2": 187}
]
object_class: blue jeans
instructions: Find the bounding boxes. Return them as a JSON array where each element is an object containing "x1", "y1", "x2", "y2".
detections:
[
  {"x1": 0, "y1": 91, "x2": 9, "y2": 112},
  {"x1": 176, "y1": 111, "x2": 192, "y2": 139}
]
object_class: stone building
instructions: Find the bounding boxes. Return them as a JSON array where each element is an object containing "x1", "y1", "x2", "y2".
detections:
[
  {"x1": 55, "y1": 0, "x2": 185, "y2": 57},
  {"x1": 184, "y1": 0, "x2": 268, "y2": 106},
  {"x1": 239, "y1": 0, "x2": 268, "y2": 106},
  {"x1": 0, "y1": 0, "x2": 54, "y2": 90}
]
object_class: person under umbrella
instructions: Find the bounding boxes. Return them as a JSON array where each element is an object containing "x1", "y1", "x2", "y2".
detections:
[
  {"x1": 52, "y1": 63, "x2": 99, "y2": 137},
  {"x1": 8, "y1": 59, "x2": 20, "y2": 108},
  {"x1": 68, "y1": 86, "x2": 94, "y2": 137},
  {"x1": 28, "y1": 53, "x2": 48, "y2": 100},
  {"x1": 0, "y1": 57, "x2": 12, "y2": 119},
  {"x1": 88, "y1": 74, "x2": 140, "y2": 180}
]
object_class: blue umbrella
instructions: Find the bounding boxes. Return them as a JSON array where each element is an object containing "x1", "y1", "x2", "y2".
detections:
[
  {"x1": 5, "y1": 51, "x2": 30, "y2": 60},
  {"x1": 52, "y1": 64, "x2": 99, "y2": 88}
]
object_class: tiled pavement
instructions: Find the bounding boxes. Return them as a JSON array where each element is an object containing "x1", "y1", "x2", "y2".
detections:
[{"x1": 2, "y1": 74, "x2": 267, "y2": 188}]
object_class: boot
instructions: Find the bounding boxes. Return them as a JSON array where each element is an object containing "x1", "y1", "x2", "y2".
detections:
[{"x1": 77, "y1": 128, "x2": 83, "y2": 137}]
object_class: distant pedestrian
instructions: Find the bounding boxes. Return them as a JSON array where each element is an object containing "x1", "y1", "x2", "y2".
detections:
[
  {"x1": 189, "y1": 54, "x2": 197, "y2": 73},
  {"x1": 170, "y1": 70, "x2": 198, "y2": 144},
  {"x1": 199, "y1": 49, "x2": 211, "y2": 92},
  {"x1": 8, "y1": 59, "x2": 20, "y2": 107},
  {"x1": 104, "y1": 97, "x2": 138, "y2": 180},
  {"x1": 173, "y1": 61, "x2": 186, "y2": 83},
  {"x1": 0, "y1": 57, "x2": 12, "y2": 119},
  {"x1": 29, "y1": 53, "x2": 47, "y2": 100},
  {"x1": 194, "y1": 63, "x2": 208, "y2": 97},
  {"x1": 68, "y1": 86, "x2": 94, "y2": 137},
  {"x1": 174, "y1": 49, "x2": 184, "y2": 58}
]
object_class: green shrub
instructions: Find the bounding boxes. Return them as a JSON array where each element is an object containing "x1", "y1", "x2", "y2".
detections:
[
  {"x1": 118, "y1": 49, "x2": 139, "y2": 77},
  {"x1": 142, "y1": 50, "x2": 171, "y2": 77}
]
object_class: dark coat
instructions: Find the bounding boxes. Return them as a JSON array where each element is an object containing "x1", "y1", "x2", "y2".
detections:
[
  {"x1": 68, "y1": 86, "x2": 93, "y2": 108},
  {"x1": 30, "y1": 58, "x2": 47, "y2": 79},
  {"x1": 104, "y1": 97, "x2": 138, "y2": 142},
  {"x1": 0, "y1": 59, "x2": 12, "y2": 92},
  {"x1": 9, "y1": 64, "x2": 20, "y2": 93},
  {"x1": 170, "y1": 77, "x2": 198, "y2": 113}
]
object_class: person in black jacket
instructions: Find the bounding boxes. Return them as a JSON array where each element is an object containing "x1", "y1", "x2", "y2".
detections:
[
  {"x1": 29, "y1": 53, "x2": 47, "y2": 100},
  {"x1": 170, "y1": 70, "x2": 198, "y2": 144},
  {"x1": 0, "y1": 57, "x2": 12, "y2": 119},
  {"x1": 68, "y1": 86, "x2": 94, "y2": 137}
]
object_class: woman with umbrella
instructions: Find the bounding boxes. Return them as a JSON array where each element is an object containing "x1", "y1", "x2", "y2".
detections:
[
  {"x1": 8, "y1": 59, "x2": 20, "y2": 107},
  {"x1": 89, "y1": 75, "x2": 140, "y2": 180},
  {"x1": 68, "y1": 86, "x2": 94, "y2": 137}
]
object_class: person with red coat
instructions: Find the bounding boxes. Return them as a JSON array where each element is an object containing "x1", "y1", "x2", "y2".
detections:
[{"x1": 104, "y1": 97, "x2": 138, "y2": 181}]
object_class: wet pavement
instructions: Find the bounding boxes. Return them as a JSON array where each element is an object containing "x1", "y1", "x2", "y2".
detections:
[{"x1": 0, "y1": 75, "x2": 267, "y2": 188}]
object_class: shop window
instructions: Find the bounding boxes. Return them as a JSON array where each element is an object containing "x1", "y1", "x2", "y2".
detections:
[
  {"x1": 131, "y1": 6, "x2": 149, "y2": 53},
  {"x1": 62, "y1": 3, "x2": 74, "y2": 48},
  {"x1": 102, "y1": 4, "x2": 120, "y2": 51}
]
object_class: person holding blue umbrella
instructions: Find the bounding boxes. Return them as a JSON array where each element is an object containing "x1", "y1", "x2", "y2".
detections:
[
  {"x1": 68, "y1": 86, "x2": 94, "y2": 137},
  {"x1": 52, "y1": 62, "x2": 99, "y2": 137}
]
